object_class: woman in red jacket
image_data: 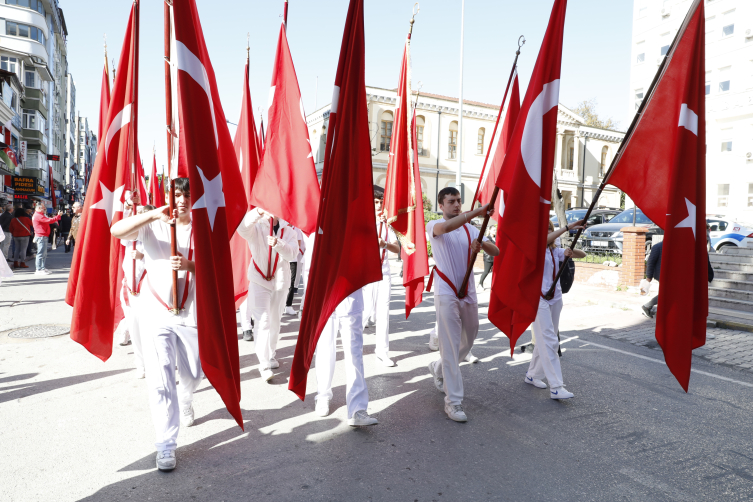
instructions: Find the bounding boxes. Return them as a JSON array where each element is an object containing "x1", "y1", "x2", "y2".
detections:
[{"x1": 8, "y1": 207, "x2": 32, "y2": 269}]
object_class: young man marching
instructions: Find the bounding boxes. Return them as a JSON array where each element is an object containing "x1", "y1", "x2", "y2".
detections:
[
  {"x1": 362, "y1": 190, "x2": 400, "y2": 366},
  {"x1": 426, "y1": 187, "x2": 498, "y2": 422},
  {"x1": 111, "y1": 178, "x2": 201, "y2": 471},
  {"x1": 236, "y1": 207, "x2": 298, "y2": 382}
]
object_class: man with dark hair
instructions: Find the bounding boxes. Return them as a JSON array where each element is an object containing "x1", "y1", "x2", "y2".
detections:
[
  {"x1": 111, "y1": 178, "x2": 201, "y2": 472},
  {"x1": 426, "y1": 187, "x2": 499, "y2": 422}
]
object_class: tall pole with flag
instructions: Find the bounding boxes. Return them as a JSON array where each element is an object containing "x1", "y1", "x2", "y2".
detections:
[
  {"x1": 456, "y1": 0, "x2": 465, "y2": 189},
  {"x1": 98, "y1": 36, "x2": 111, "y2": 147},
  {"x1": 164, "y1": 0, "x2": 180, "y2": 311}
]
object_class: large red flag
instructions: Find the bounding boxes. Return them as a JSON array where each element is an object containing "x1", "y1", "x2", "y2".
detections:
[
  {"x1": 489, "y1": 0, "x2": 567, "y2": 354},
  {"x1": 606, "y1": 0, "x2": 706, "y2": 391},
  {"x1": 248, "y1": 22, "x2": 320, "y2": 236},
  {"x1": 382, "y1": 34, "x2": 428, "y2": 317},
  {"x1": 289, "y1": 0, "x2": 382, "y2": 400},
  {"x1": 171, "y1": 0, "x2": 247, "y2": 428},
  {"x1": 98, "y1": 52, "x2": 111, "y2": 145},
  {"x1": 229, "y1": 58, "x2": 262, "y2": 307},
  {"x1": 66, "y1": 3, "x2": 138, "y2": 360}
]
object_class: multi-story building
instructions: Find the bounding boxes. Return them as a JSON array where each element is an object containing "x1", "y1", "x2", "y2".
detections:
[
  {"x1": 74, "y1": 112, "x2": 88, "y2": 201},
  {"x1": 49, "y1": 2, "x2": 67, "y2": 207},
  {"x1": 306, "y1": 86, "x2": 624, "y2": 211},
  {"x1": 629, "y1": 0, "x2": 753, "y2": 220},
  {"x1": 64, "y1": 71, "x2": 75, "y2": 201}
]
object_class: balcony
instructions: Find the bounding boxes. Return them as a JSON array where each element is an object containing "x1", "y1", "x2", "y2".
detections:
[
  {"x1": 22, "y1": 89, "x2": 48, "y2": 118},
  {"x1": 22, "y1": 130, "x2": 47, "y2": 153}
]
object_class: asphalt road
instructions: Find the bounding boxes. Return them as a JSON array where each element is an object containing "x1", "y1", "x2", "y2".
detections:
[{"x1": 1, "y1": 248, "x2": 752, "y2": 501}]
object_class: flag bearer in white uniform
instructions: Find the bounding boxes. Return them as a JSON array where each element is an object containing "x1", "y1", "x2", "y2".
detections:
[
  {"x1": 314, "y1": 289, "x2": 378, "y2": 427},
  {"x1": 362, "y1": 191, "x2": 401, "y2": 367},
  {"x1": 425, "y1": 187, "x2": 498, "y2": 422},
  {"x1": 525, "y1": 219, "x2": 585, "y2": 400},
  {"x1": 236, "y1": 207, "x2": 298, "y2": 382},
  {"x1": 284, "y1": 225, "x2": 305, "y2": 316},
  {"x1": 111, "y1": 178, "x2": 201, "y2": 472}
]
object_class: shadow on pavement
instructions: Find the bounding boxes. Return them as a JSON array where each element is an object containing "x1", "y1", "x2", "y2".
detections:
[{"x1": 0, "y1": 369, "x2": 132, "y2": 404}]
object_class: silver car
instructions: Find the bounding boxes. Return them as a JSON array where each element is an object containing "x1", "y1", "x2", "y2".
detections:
[{"x1": 582, "y1": 208, "x2": 663, "y2": 257}]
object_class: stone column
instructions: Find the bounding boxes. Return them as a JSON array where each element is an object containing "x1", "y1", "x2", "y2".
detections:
[
  {"x1": 620, "y1": 226, "x2": 648, "y2": 287},
  {"x1": 554, "y1": 131, "x2": 564, "y2": 172},
  {"x1": 572, "y1": 133, "x2": 580, "y2": 177}
]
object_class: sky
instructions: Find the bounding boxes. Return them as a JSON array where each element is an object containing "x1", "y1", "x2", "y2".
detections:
[{"x1": 62, "y1": 0, "x2": 634, "y2": 173}]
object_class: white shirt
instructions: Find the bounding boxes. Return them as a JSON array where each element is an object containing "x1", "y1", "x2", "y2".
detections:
[
  {"x1": 426, "y1": 218, "x2": 480, "y2": 304},
  {"x1": 293, "y1": 227, "x2": 306, "y2": 264},
  {"x1": 541, "y1": 246, "x2": 565, "y2": 305},
  {"x1": 236, "y1": 209, "x2": 299, "y2": 292},
  {"x1": 376, "y1": 221, "x2": 396, "y2": 277},
  {"x1": 138, "y1": 220, "x2": 196, "y2": 327},
  {"x1": 121, "y1": 239, "x2": 146, "y2": 291},
  {"x1": 336, "y1": 289, "x2": 364, "y2": 317}
]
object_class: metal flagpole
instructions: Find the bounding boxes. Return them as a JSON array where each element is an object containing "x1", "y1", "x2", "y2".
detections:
[
  {"x1": 456, "y1": 37, "x2": 525, "y2": 298},
  {"x1": 163, "y1": 0, "x2": 179, "y2": 312},
  {"x1": 456, "y1": 0, "x2": 465, "y2": 191},
  {"x1": 128, "y1": 0, "x2": 140, "y2": 293}
]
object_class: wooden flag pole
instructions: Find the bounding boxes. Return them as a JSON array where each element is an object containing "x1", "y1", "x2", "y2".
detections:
[
  {"x1": 128, "y1": 0, "x2": 140, "y2": 293},
  {"x1": 456, "y1": 37, "x2": 525, "y2": 299},
  {"x1": 164, "y1": 0, "x2": 179, "y2": 312}
]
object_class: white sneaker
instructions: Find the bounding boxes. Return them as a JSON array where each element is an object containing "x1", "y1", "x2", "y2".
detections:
[
  {"x1": 315, "y1": 398, "x2": 330, "y2": 417},
  {"x1": 180, "y1": 404, "x2": 195, "y2": 427},
  {"x1": 284, "y1": 306, "x2": 296, "y2": 315},
  {"x1": 465, "y1": 352, "x2": 479, "y2": 363},
  {"x1": 376, "y1": 353, "x2": 396, "y2": 367},
  {"x1": 427, "y1": 361, "x2": 443, "y2": 392},
  {"x1": 428, "y1": 329, "x2": 439, "y2": 351},
  {"x1": 119, "y1": 331, "x2": 131, "y2": 346},
  {"x1": 550, "y1": 387, "x2": 574, "y2": 400},
  {"x1": 260, "y1": 368, "x2": 274, "y2": 382},
  {"x1": 156, "y1": 449, "x2": 176, "y2": 471},
  {"x1": 524, "y1": 375, "x2": 547, "y2": 389},
  {"x1": 444, "y1": 403, "x2": 468, "y2": 422},
  {"x1": 34, "y1": 269, "x2": 49, "y2": 276},
  {"x1": 135, "y1": 368, "x2": 145, "y2": 379},
  {"x1": 42, "y1": 269, "x2": 52, "y2": 274},
  {"x1": 269, "y1": 358, "x2": 280, "y2": 369},
  {"x1": 348, "y1": 410, "x2": 378, "y2": 426}
]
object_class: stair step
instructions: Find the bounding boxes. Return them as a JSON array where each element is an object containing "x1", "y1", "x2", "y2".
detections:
[
  {"x1": 709, "y1": 253, "x2": 753, "y2": 264},
  {"x1": 710, "y1": 279, "x2": 753, "y2": 292},
  {"x1": 709, "y1": 286, "x2": 753, "y2": 302},
  {"x1": 719, "y1": 246, "x2": 753, "y2": 256},
  {"x1": 709, "y1": 296, "x2": 753, "y2": 313},
  {"x1": 710, "y1": 260, "x2": 753, "y2": 272},
  {"x1": 708, "y1": 306, "x2": 753, "y2": 332},
  {"x1": 712, "y1": 269, "x2": 753, "y2": 281}
]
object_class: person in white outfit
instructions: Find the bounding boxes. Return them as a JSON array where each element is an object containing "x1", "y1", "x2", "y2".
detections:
[
  {"x1": 525, "y1": 219, "x2": 585, "y2": 400},
  {"x1": 111, "y1": 177, "x2": 201, "y2": 472},
  {"x1": 425, "y1": 187, "x2": 498, "y2": 422},
  {"x1": 284, "y1": 225, "x2": 305, "y2": 316},
  {"x1": 236, "y1": 207, "x2": 298, "y2": 382},
  {"x1": 362, "y1": 190, "x2": 401, "y2": 367},
  {"x1": 314, "y1": 289, "x2": 378, "y2": 427}
]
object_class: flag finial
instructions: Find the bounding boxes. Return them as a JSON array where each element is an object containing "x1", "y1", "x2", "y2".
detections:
[
  {"x1": 517, "y1": 35, "x2": 526, "y2": 56},
  {"x1": 246, "y1": 32, "x2": 250, "y2": 59},
  {"x1": 409, "y1": 2, "x2": 420, "y2": 36}
]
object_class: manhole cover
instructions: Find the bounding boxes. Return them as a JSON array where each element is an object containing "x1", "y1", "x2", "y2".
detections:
[{"x1": 7, "y1": 325, "x2": 70, "y2": 339}]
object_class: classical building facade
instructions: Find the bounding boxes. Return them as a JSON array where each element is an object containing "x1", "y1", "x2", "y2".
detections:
[
  {"x1": 306, "y1": 85, "x2": 624, "y2": 211},
  {"x1": 629, "y1": 0, "x2": 753, "y2": 220}
]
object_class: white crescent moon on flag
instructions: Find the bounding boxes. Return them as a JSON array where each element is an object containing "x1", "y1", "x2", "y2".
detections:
[
  {"x1": 175, "y1": 41, "x2": 218, "y2": 148},
  {"x1": 105, "y1": 103, "x2": 131, "y2": 163},
  {"x1": 521, "y1": 79, "x2": 560, "y2": 189}
]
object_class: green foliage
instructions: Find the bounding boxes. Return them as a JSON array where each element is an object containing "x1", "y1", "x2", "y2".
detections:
[
  {"x1": 423, "y1": 193, "x2": 440, "y2": 256},
  {"x1": 571, "y1": 98, "x2": 620, "y2": 131}
]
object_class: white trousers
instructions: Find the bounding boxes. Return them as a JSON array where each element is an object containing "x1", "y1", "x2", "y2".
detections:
[
  {"x1": 1, "y1": 231, "x2": 11, "y2": 259},
  {"x1": 362, "y1": 274, "x2": 391, "y2": 356},
  {"x1": 120, "y1": 286, "x2": 144, "y2": 371},
  {"x1": 315, "y1": 311, "x2": 368, "y2": 419},
  {"x1": 248, "y1": 283, "x2": 286, "y2": 370},
  {"x1": 239, "y1": 297, "x2": 255, "y2": 331},
  {"x1": 527, "y1": 298, "x2": 564, "y2": 389},
  {"x1": 142, "y1": 323, "x2": 203, "y2": 452},
  {"x1": 433, "y1": 294, "x2": 479, "y2": 406}
]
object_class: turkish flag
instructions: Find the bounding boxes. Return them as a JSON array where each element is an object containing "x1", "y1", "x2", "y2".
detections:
[
  {"x1": 134, "y1": 155, "x2": 148, "y2": 204},
  {"x1": 249, "y1": 23, "x2": 320, "y2": 236},
  {"x1": 66, "y1": 2, "x2": 138, "y2": 361},
  {"x1": 289, "y1": 0, "x2": 382, "y2": 400},
  {"x1": 98, "y1": 54, "x2": 111, "y2": 145},
  {"x1": 607, "y1": 0, "x2": 706, "y2": 391},
  {"x1": 476, "y1": 70, "x2": 520, "y2": 214},
  {"x1": 488, "y1": 0, "x2": 567, "y2": 354},
  {"x1": 229, "y1": 59, "x2": 262, "y2": 307},
  {"x1": 172, "y1": 0, "x2": 247, "y2": 428}
]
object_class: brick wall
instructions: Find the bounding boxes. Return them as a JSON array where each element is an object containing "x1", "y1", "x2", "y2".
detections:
[{"x1": 574, "y1": 262, "x2": 615, "y2": 283}]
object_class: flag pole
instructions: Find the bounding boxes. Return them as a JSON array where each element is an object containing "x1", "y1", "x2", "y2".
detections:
[
  {"x1": 470, "y1": 36, "x2": 525, "y2": 209},
  {"x1": 456, "y1": 36, "x2": 525, "y2": 299},
  {"x1": 164, "y1": 0, "x2": 180, "y2": 313},
  {"x1": 541, "y1": 0, "x2": 700, "y2": 300},
  {"x1": 129, "y1": 0, "x2": 140, "y2": 292}
]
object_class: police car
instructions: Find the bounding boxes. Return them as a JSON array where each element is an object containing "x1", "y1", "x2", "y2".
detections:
[{"x1": 707, "y1": 216, "x2": 753, "y2": 250}]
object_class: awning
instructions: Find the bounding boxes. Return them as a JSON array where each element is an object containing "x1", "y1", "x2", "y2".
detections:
[{"x1": 31, "y1": 63, "x2": 53, "y2": 82}]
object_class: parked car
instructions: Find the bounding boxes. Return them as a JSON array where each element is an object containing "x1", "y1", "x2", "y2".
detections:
[
  {"x1": 551, "y1": 209, "x2": 622, "y2": 235},
  {"x1": 706, "y1": 217, "x2": 753, "y2": 250},
  {"x1": 582, "y1": 208, "x2": 663, "y2": 257}
]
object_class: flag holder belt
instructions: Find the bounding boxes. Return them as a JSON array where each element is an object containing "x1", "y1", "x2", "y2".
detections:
[
  {"x1": 147, "y1": 231, "x2": 193, "y2": 315},
  {"x1": 128, "y1": 269, "x2": 147, "y2": 297},
  {"x1": 254, "y1": 228, "x2": 285, "y2": 281},
  {"x1": 426, "y1": 225, "x2": 471, "y2": 298}
]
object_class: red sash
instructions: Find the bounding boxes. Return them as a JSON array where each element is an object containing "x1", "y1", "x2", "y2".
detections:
[
  {"x1": 254, "y1": 228, "x2": 285, "y2": 281},
  {"x1": 426, "y1": 224, "x2": 471, "y2": 298},
  {"x1": 146, "y1": 230, "x2": 194, "y2": 313}
]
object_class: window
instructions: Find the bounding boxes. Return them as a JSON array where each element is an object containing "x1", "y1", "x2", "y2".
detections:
[
  {"x1": 722, "y1": 10, "x2": 735, "y2": 37},
  {"x1": 477, "y1": 128, "x2": 485, "y2": 155},
  {"x1": 5, "y1": 20, "x2": 46, "y2": 45},
  {"x1": 721, "y1": 141, "x2": 733, "y2": 152},
  {"x1": 748, "y1": 184, "x2": 753, "y2": 207},
  {"x1": 723, "y1": 24, "x2": 734, "y2": 37},
  {"x1": 719, "y1": 66, "x2": 731, "y2": 93},
  {"x1": 635, "y1": 88, "x2": 644, "y2": 110},
  {"x1": 416, "y1": 116, "x2": 427, "y2": 156},
  {"x1": 636, "y1": 41, "x2": 645, "y2": 64},
  {"x1": 660, "y1": 32, "x2": 670, "y2": 56},
  {"x1": 379, "y1": 111, "x2": 393, "y2": 152},
  {"x1": 1, "y1": 56, "x2": 17, "y2": 73},
  {"x1": 567, "y1": 138, "x2": 574, "y2": 170},
  {"x1": 448, "y1": 121, "x2": 458, "y2": 159},
  {"x1": 5, "y1": 0, "x2": 45, "y2": 13},
  {"x1": 718, "y1": 184, "x2": 729, "y2": 207},
  {"x1": 23, "y1": 109, "x2": 36, "y2": 129},
  {"x1": 600, "y1": 146, "x2": 609, "y2": 176},
  {"x1": 705, "y1": 72, "x2": 711, "y2": 95},
  {"x1": 25, "y1": 71, "x2": 35, "y2": 88}
]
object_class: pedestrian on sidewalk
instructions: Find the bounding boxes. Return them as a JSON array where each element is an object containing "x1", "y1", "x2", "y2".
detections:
[
  {"x1": 0, "y1": 230, "x2": 13, "y2": 284},
  {"x1": 24, "y1": 208, "x2": 34, "y2": 259},
  {"x1": 31, "y1": 203, "x2": 62, "y2": 275},
  {"x1": 283, "y1": 225, "x2": 305, "y2": 316},
  {"x1": 66, "y1": 202, "x2": 82, "y2": 253},
  {"x1": 8, "y1": 207, "x2": 32, "y2": 269},
  {"x1": 0, "y1": 202, "x2": 12, "y2": 260},
  {"x1": 525, "y1": 219, "x2": 586, "y2": 400},
  {"x1": 59, "y1": 210, "x2": 71, "y2": 248}
]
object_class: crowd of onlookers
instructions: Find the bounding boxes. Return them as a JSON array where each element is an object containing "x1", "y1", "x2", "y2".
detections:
[{"x1": 0, "y1": 200, "x2": 82, "y2": 276}]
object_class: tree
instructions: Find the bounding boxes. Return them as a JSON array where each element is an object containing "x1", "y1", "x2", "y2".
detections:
[{"x1": 571, "y1": 98, "x2": 619, "y2": 131}]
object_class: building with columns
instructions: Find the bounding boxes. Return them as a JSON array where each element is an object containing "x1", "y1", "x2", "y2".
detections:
[{"x1": 306, "y1": 85, "x2": 624, "y2": 212}]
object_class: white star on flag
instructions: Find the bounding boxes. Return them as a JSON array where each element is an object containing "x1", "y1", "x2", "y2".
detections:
[
  {"x1": 90, "y1": 181, "x2": 125, "y2": 226},
  {"x1": 675, "y1": 197, "x2": 696, "y2": 240},
  {"x1": 192, "y1": 165, "x2": 225, "y2": 231}
]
